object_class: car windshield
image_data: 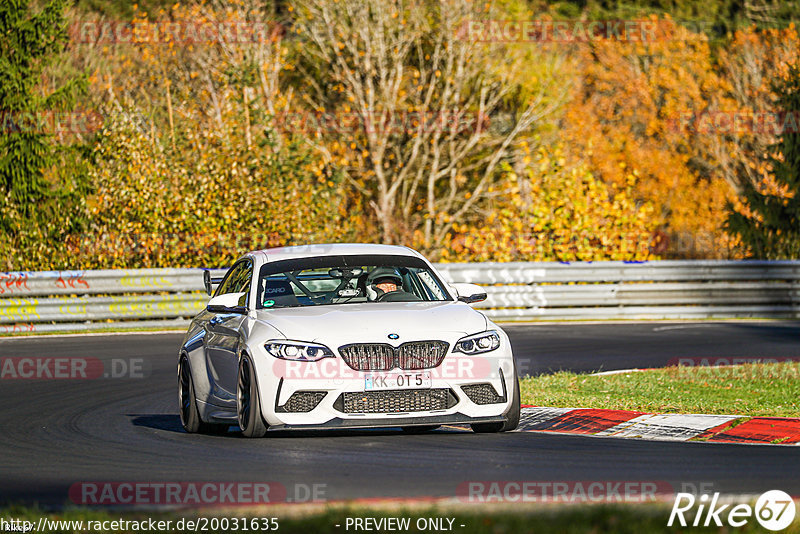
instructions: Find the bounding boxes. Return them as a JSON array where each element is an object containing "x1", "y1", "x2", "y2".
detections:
[{"x1": 256, "y1": 254, "x2": 452, "y2": 309}]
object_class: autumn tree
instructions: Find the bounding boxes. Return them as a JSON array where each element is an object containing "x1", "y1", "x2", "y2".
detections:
[
  {"x1": 291, "y1": 0, "x2": 563, "y2": 251},
  {"x1": 562, "y1": 16, "x2": 736, "y2": 258},
  {"x1": 67, "y1": 103, "x2": 360, "y2": 269},
  {"x1": 42, "y1": 0, "x2": 362, "y2": 269}
]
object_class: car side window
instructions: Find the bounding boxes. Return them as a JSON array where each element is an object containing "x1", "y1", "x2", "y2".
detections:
[
  {"x1": 214, "y1": 264, "x2": 242, "y2": 297},
  {"x1": 232, "y1": 262, "x2": 253, "y2": 307},
  {"x1": 416, "y1": 270, "x2": 446, "y2": 300},
  {"x1": 214, "y1": 261, "x2": 252, "y2": 297}
]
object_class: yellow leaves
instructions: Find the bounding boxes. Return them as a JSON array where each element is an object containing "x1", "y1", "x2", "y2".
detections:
[
  {"x1": 538, "y1": 158, "x2": 549, "y2": 173},
  {"x1": 442, "y1": 142, "x2": 657, "y2": 263},
  {"x1": 65, "y1": 100, "x2": 363, "y2": 269}
]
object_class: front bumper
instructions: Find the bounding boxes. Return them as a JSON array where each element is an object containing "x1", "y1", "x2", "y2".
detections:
[
  {"x1": 266, "y1": 413, "x2": 508, "y2": 431},
  {"x1": 253, "y1": 341, "x2": 516, "y2": 428}
]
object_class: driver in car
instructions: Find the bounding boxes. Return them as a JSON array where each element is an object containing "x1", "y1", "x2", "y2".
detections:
[
  {"x1": 366, "y1": 267, "x2": 421, "y2": 302},
  {"x1": 374, "y1": 275, "x2": 400, "y2": 295}
]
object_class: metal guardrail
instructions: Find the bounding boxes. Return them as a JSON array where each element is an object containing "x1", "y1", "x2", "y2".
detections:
[{"x1": 1, "y1": 261, "x2": 799, "y2": 333}]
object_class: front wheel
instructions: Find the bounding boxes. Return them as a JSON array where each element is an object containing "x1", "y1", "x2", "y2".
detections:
[
  {"x1": 471, "y1": 372, "x2": 520, "y2": 433},
  {"x1": 237, "y1": 354, "x2": 268, "y2": 438},
  {"x1": 178, "y1": 356, "x2": 229, "y2": 434}
]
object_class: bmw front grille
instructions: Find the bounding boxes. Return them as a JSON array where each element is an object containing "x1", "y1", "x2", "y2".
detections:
[{"x1": 338, "y1": 341, "x2": 449, "y2": 371}]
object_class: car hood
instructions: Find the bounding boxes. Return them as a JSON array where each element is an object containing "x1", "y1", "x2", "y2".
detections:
[{"x1": 253, "y1": 301, "x2": 488, "y2": 343}]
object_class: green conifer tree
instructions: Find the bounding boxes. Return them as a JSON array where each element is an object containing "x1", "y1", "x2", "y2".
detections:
[
  {"x1": 0, "y1": 0, "x2": 86, "y2": 224},
  {"x1": 727, "y1": 65, "x2": 800, "y2": 259}
]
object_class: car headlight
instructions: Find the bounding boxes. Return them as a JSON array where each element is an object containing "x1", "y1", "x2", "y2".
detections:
[
  {"x1": 264, "y1": 340, "x2": 334, "y2": 361},
  {"x1": 453, "y1": 331, "x2": 501, "y2": 355}
]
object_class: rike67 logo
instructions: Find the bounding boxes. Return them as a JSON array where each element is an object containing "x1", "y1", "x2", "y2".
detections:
[{"x1": 669, "y1": 490, "x2": 796, "y2": 531}]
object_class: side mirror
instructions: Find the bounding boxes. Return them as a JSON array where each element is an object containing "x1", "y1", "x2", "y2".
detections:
[
  {"x1": 207, "y1": 292, "x2": 247, "y2": 314},
  {"x1": 451, "y1": 283, "x2": 487, "y2": 304},
  {"x1": 203, "y1": 269, "x2": 225, "y2": 296}
]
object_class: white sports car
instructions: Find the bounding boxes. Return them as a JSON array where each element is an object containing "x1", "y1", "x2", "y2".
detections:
[{"x1": 178, "y1": 244, "x2": 520, "y2": 437}]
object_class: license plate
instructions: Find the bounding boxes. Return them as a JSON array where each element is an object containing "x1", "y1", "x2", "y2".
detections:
[{"x1": 364, "y1": 372, "x2": 431, "y2": 391}]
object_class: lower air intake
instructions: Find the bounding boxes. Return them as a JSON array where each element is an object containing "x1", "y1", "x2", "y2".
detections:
[
  {"x1": 461, "y1": 383, "x2": 506, "y2": 405},
  {"x1": 337, "y1": 389, "x2": 455, "y2": 414},
  {"x1": 278, "y1": 391, "x2": 327, "y2": 413}
]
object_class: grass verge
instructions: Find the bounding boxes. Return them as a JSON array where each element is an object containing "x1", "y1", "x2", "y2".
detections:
[{"x1": 519, "y1": 362, "x2": 800, "y2": 417}]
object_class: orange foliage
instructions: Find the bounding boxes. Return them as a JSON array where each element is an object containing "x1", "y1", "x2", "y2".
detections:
[{"x1": 562, "y1": 16, "x2": 737, "y2": 258}]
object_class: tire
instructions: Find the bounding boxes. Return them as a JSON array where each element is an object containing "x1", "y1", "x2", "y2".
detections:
[
  {"x1": 237, "y1": 354, "x2": 268, "y2": 438},
  {"x1": 178, "y1": 356, "x2": 229, "y2": 434},
  {"x1": 471, "y1": 370, "x2": 521, "y2": 434},
  {"x1": 401, "y1": 425, "x2": 440, "y2": 433}
]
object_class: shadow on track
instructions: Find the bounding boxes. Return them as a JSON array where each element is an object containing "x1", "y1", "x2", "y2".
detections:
[
  {"x1": 128, "y1": 413, "x2": 471, "y2": 438},
  {"x1": 129, "y1": 414, "x2": 185, "y2": 433}
]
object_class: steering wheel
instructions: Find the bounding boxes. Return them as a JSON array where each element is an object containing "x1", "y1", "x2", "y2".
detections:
[
  {"x1": 376, "y1": 290, "x2": 421, "y2": 302},
  {"x1": 375, "y1": 290, "x2": 395, "y2": 302}
]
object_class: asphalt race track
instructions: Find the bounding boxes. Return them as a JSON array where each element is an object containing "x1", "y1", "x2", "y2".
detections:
[
  {"x1": 1, "y1": 321, "x2": 799, "y2": 508},
  {"x1": 505, "y1": 321, "x2": 800, "y2": 375}
]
